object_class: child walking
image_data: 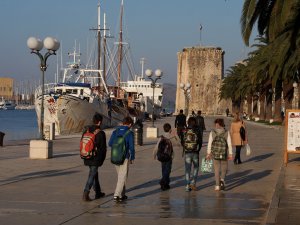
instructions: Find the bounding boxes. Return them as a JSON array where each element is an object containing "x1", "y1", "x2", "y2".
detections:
[{"x1": 153, "y1": 123, "x2": 181, "y2": 190}]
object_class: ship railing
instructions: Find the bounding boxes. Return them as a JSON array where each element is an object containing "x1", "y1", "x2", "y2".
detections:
[{"x1": 34, "y1": 83, "x2": 57, "y2": 98}]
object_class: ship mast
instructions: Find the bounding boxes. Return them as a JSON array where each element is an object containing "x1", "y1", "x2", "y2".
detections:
[
  {"x1": 117, "y1": 0, "x2": 124, "y2": 98},
  {"x1": 97, "y1": 3, "x2": 102, "y2": 90},
  {"x1": 103, "y1": 13, "x2": 107, "y2": 83}
]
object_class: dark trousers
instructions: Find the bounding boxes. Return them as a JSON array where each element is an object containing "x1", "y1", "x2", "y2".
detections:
[
  {"x1": 84, "y1": 165, "x2": 101, "y2": 194},
  {"x1": 234, "y1": 145, "x2": 242, "y2": 163},
  {"x1": 177, "y1": 127, "x2": 185, "y2": 144},
  {"x1": 160, "y1": 160, "x2": 172, "y2": 187}
]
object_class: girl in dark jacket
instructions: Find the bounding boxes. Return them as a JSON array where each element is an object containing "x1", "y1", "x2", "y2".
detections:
[{"x1": 82, "y1": 113, "x2": 107, "y2": 201}]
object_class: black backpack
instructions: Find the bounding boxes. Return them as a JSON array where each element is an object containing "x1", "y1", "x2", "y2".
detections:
[{"x1": 157, "y1": 136, "x2": 173, "y2": 162}]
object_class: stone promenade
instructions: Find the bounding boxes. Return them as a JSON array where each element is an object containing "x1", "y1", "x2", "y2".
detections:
[{"x1": 0, "y1": 116, "x2": 299, "y2": 225}]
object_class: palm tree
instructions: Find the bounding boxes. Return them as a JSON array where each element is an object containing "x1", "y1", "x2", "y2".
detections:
[{"x1": 241, "y1": 0, "x2": 300, "y2": 117}]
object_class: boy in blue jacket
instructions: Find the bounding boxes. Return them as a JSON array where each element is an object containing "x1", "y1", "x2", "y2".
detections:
[{"x1": 109, "y1": 116, "x2": 135, "y2": 202}]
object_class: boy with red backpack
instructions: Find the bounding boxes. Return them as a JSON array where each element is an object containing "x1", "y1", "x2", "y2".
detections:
[
  {"x1": 81, "y1": 113, "x2": 107, "y2": 201},
  {"x1": 153, "y1": 123, "x2": 181, "y2": 191}
]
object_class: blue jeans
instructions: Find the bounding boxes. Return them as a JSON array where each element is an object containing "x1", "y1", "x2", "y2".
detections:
[
  {"x1": 185, "y1": 152, "x2": 199, "y2": 185},
  {"x1": 84, "y1": 166, "x2": 101, "y2": 193},
  {"x1": 161, "y1": 160, "x2": 172, "y2": 186}
]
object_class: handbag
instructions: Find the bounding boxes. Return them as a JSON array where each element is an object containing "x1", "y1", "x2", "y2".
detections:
[
  {"x1": 245, "y1": 144, "x2": 251, "y2": 156},
  {"x1": 201, "y1": 157, "x2": 213, "y2": 173}
]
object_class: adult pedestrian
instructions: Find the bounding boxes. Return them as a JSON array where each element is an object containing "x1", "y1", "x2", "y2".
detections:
[
  {"x1": 153, "y1": 123, "x2": 181, "y2": 190},
  {"x1": 206, "y1": 118, "x2": 233, "y2": 191},
  {"x1": 182, "y1": 117, "x2": 202, "y2": 192},
  {"x1": 226, "y1": 108, "x2": 230, "y2": 117},
  {"x1": 175, "y1": 109, "x2": 187, "y2": 143},
  {"x1": 195, "y1": 110, "x2": 206, "y2": 140},
  {"x1": 230, "y1": 112, "x2": 247, "y2": 164},
  {"x1": 82, "y1": 113, "x2": 107, "y2": 201},
  {"x1": 109, "y1": 116, "x2": 135, "y2": 202}
]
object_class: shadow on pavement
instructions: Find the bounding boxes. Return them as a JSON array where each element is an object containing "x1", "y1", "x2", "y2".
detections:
[
  {"x1": 1, "y1": 169, "x2": 80, "y2": 184},
  {"x1": 226, "y1": 169, "x2": 272, "y2": 191},
  {"x1": 244, "y1": 153, "x2": 274, "y2": 163}
]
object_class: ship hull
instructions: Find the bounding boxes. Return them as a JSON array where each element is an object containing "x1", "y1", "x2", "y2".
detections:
[{"x1": 35, "y1": 94, "x2": 133, "y2": 135}]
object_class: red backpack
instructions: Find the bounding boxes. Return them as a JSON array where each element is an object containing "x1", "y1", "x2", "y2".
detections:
[{"x1": 80, "y1": 128, "x2": 100, "y2": 159}]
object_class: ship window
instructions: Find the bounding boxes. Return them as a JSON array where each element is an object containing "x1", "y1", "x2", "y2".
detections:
[
  {"x1": 66, "y1": 89, "x2": 72, "y2": 94},
  {"x1": 72, "y1": 89, "x2": 78, "y2": 94},
  {"x1": 80, "y1": 89, "x2": 83, "y2": 95},
  {"x1": 56, "y1": 89, "x2": 62, "y2": 94},
  {"x1": 159, "y1": 96, "x2": 162, "y2": 101}
]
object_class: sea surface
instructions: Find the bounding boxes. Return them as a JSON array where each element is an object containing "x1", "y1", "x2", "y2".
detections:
[{"x1": 0, "y1": 110, "x2": 39, "y2": 141}]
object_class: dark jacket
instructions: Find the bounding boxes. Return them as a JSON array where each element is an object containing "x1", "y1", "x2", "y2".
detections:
[
  {"x1": 195, "y1": 115, "x2": 206, "y2": 131},
  {"x1": 175, "y1": 114, "x2": 187, "y2": 128},
  {"x1": 109, "y1": 125, "x2": 135, "y2": 160},
  {"x1": 83, "y1": 125, "x2": 107, "y2": 167}
]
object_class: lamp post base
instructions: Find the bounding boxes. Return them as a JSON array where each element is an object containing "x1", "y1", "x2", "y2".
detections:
[
  {"x1": 29, "y1": 140, "x2": 53, "y2": 159},
  {"x1": 146, "y1": 127, "x2": 158, "y2": 138}
]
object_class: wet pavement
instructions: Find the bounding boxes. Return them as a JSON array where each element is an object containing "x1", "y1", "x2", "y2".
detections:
[{"x1": 0, "y1": 116, "x2": 298, "y2": 225}]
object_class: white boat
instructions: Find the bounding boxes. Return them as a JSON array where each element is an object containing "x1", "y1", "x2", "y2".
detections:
[
  {"x1": 0, "y1": 97, "x2": 16, "y2": 110},
  {"x1": 34, "y1": 2, "x2": 147, "y2": 135},
  {"x1": 120, "y1": 70, "x2": 164, "y2": 119}
]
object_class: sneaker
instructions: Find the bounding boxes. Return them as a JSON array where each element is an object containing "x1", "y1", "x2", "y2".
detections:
[
  {"x1": 95, "y1": 192, "x2": 105, "y2": 199},
  {"x1": 113, "y1": 196, "x2": 121, "y2": 202},
  {"x1": 190, "y1": 184, "x2": 197, "y2": 191},
  {"x1": 220, "y1": 180, "x2": 225, "y2": 191},
  {"x1": 215, "y1": 186, "x2": 220, "y2": 191},
  {"x1": 185, "y1": 185, "x2": 191, "y2": 192},
  {"x1": 121, "y1": 195, "x2": 128, "y2": 201}
]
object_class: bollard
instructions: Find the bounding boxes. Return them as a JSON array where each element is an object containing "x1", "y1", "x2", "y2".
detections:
[
  {"x1": 133, "y1": 120, "x2": 143, "y2": 146},
  {"x1": 0, "y1": 131, "x2": 5, "y2": 147}
]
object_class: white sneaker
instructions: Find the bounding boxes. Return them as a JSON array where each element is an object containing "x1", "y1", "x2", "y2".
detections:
[{"x1": 215, "y1": 186, "x2": 220, "y2": 191}]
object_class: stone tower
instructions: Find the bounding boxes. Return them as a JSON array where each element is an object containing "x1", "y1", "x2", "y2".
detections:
[{"x1": 175, "y1": 46, "x2": 225, "y2": 115}]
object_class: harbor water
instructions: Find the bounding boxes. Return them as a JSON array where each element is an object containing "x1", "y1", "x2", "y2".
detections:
[{"x1": 0, "y1": 110, "x2": 39, "y2": 141}]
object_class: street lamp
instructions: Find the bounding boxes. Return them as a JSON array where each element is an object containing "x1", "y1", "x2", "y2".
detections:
[
  {"x1": 145, "y1": 68, "x2": 163, "y2": 127},
  {"x1": 180, "y1": 82, "x2": 191, "y2": 115},
  {"x1": 27, "y1": 37, "x2": 60, "y2": 139}
]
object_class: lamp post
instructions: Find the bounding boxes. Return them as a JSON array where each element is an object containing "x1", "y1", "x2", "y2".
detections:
[
  {"x1": 145, "y1": 69, "x2": 163, "y2": 127},
  {"x1": 27, "y1": 37, "x2": 60, "y2": 139},
  {"x1": 180, "y1": 82, "x2": 191, "y2": 116}
]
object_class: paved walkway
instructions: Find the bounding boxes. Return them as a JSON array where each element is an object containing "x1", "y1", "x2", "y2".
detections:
[{"x1": 0, "y1": 116, "x2": 298, "y2": 225}]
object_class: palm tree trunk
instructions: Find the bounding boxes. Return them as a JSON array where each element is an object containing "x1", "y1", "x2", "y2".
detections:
[
  {"x1": 247, "y1": 95, "x2": 252, "y2": 116},
  {"x1": 259, "y1": 91, "x2": 266, "y2": 120},
  {"x1": 265, "y1": 85, "x2": 273, "y2": 121},
  {"x1": 253, "y1": 96, "x2": 259, "y2": 117},
  {"x1": 283, "y1": 81, "x2": 293, "y2": 110},
  {"x1": 274, "y1": 80, "x2": 282, "y2": 122}
]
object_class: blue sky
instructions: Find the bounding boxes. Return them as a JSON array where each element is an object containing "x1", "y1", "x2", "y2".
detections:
[{"x1": 0, "y1": 0, "x2": 256, "y2": 85}]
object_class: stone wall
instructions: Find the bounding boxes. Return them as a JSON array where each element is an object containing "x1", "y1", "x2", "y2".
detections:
[{"x1": 175, "y1": 46, "x2": 230, "y2": 115}]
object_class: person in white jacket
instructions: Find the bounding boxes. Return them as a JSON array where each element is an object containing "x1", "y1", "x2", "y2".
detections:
[
  {"x1": 153, "y1": 123, "x2": 181, "y2": 190},
  {"x1": 206, "y1": 118, "x2": 233, "y2": 191}
]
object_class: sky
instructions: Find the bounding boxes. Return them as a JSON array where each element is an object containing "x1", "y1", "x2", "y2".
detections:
[{"x1": 0, "y1": 0, "x2": 256, "y2": 86}]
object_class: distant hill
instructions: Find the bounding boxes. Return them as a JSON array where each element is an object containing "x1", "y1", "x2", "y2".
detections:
[{"x1": 162, "y1": 83, "x2": 176, "y2": 112}]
